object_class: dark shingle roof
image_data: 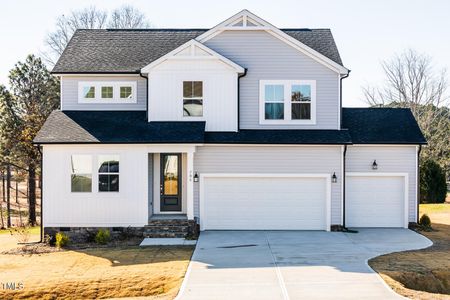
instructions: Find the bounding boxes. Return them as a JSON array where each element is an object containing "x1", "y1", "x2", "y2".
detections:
[
  {"x1": 342, "y1": 108, "x2": 427, "y2": 144},
  {"x1": 34, "y1": 108, "x2": 426, "y2": 145},
  {"x1": 52, "y1": 28, "x2": 343, "y2": 73},
  {"x1": 33, "y1": 111, "x2": 205, "y2": 143}
]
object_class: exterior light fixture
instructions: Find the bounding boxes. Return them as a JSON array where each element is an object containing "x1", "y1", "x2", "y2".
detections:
[
  {"x1": 193, "y1": 172, "x2": 199, "y2": 182},
  {"x1": 332, "y1": 172, "x2": 337, "y2": 183},
  {"x1": 372, "y1": 160, "x2": 378, "y2": 170}
]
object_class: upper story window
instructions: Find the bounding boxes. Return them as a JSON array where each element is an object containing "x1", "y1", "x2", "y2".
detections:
[
  {"x1": 260, "y1": 80, "x2": 316, "y2": 124},
  {"x1": 70, "y1": 155, "x2": 92, "y2": 192},
  {"x1": 183, "y1": 81, "x2": 203, "y2": 117},
  {"x1": 78, "y1": 81, "x2": 137, "y2": 104}
]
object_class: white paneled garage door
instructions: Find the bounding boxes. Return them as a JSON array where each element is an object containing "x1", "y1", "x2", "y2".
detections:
[
  {"x1": 200, "y1": 174, "x2": 330, "y2": 231},
  {"x1": 346, "y1": 173, "x2": 408, "y2": 228}
]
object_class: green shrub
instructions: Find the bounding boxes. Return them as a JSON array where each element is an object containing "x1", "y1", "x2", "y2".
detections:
[
  {"x1": 420, "y1": 159, "x2": 447, "y2": 203},
  {"x1": 55, "y1": 232, "x2": 69, "y2": 248},
  {"x1": 95, "y1": 229, "x2": 110, "y2": 245},
  {"x1": 419, "y1": 214, "x2": 432, "y2": 228}
]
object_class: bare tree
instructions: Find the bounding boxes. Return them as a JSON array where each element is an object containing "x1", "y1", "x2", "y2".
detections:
[
  {"x1": 108, "y1": 5, "x2": 151, "y2": 29},
  {"x1": 363, "y1": 49, "x2": 450, "y2": 174},
  {"x1": 44, "y1": 5, "x2": 151, "y2": 65}
]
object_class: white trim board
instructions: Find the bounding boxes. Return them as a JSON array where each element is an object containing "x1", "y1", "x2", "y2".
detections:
[
  {"x1": 346, "y1": 172, "x2": 409, "y2": 228},
  {"x1": 196, "y1": 9, "x2": 349, "y2": 75},
  {"x1": 199, "y1": 173, "x2": 332, "y2": 231}
]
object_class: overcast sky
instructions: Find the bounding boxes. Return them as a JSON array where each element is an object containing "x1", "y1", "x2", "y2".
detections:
[{"x1": 1, "y1": 0, "x2": 449, "y2": 107}]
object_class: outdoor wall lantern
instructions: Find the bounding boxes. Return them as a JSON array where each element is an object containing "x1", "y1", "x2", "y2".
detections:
[
  {"x1": 193, "y1": 172, "x2": 199, "y2": 182},
  {"x1": 372, "y1": 160, "x2": 378, "y2": 170},
  {"x1": 332, "y1": 172, "x2": 337, "y2": 183}
]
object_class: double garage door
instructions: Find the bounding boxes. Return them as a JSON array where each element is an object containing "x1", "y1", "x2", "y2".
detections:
[
  {"x1": 200, "y1": 174, "x2": 330, "y2": 231},
  {"x1": 200, "y1": 173, "x2": 408, "y2": 230}
]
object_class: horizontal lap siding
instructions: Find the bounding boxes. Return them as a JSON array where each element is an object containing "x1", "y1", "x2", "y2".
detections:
[
  {"x1": 61, "y1": 76, "x2": 147, "y2": 110},
  {"x1": 205, "y1": 31, "x2": 339, "y2": 130},
  {"x1": 346, "y1": 146, "x2": 417, "y2": 222},
  {"x1": 193, "y1": 146, "x2": 342, "y2": 224}
]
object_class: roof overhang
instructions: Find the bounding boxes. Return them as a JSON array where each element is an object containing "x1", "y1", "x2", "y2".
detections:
[
  {"x1": 141, "y1": 39, "x2": 245, "y2": 73},
  {"x1": 196, "y1": 10, "x2": 349, "y2": 75}
]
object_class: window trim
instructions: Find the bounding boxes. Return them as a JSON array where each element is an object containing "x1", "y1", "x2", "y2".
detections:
[
  {"x1": 78, "y1": 81, "x2": 137, "y2": 104},
  {"x1": 259, "y1": 80, "x2": 316, "y2": 125}
]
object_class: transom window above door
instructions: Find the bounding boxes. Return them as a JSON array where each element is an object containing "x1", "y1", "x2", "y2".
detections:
[
  {"x1": 183, "y1": 81, "x2": 203, "y2": 117},
  {"x1": 260, "y1": 80, "x2": 316, "y2": 124}
]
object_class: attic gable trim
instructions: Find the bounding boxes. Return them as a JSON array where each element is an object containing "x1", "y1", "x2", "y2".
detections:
[
  {"x1": 196, "y1": 9, "x2": 349, "y2": 75},
  {"x1": 141, "y1": 39, "x2": 245, "y2": 73}
]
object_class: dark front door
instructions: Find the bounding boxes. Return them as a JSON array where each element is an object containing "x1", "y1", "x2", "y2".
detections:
[{"x1": 160, "y1": 153, "x2": 182, "y2": 212}]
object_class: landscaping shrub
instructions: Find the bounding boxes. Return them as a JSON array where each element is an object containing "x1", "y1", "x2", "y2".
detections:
[
  {"x1": 10, "y1": 225, "x2": 31, "y2": 243},
  {"x1": 420, "y1": 159, "x2": 447, "y2": 203},
  {"x1": 419, "y1": 214, "x2": 432, "y2": 228},
  {"x1": 95, "y1": 229, "x2": 111, "y2": 245},
  {"x1": 55, "y1": 232, "x2": 69, "y2": 248}
]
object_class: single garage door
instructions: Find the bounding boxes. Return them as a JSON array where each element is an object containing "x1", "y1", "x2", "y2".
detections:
[
  {"x1": 346, "y1": 174, "x2": 407, "y2": 228},
  {"x1": 200, "y1": 174, "x2": 330, "y2": 230}
]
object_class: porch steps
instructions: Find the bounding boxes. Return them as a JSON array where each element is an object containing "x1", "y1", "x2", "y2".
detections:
[{"x1": 144, "y1": 219, "x2": 195, "y2": 238}]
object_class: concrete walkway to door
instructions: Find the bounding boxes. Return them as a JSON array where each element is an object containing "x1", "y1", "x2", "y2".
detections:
[{"x1": 176, "y1": 229, "x2": 431, "y2": 300}]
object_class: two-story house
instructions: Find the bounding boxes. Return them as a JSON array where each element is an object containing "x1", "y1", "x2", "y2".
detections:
[{"x1": 34, "y1": 10, "x2": 426, "y2": 239}]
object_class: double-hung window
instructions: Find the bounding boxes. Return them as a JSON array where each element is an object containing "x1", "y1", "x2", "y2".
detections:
[
  {"x1": 183, "y1": 81, "x2": 203, "y2": 117},
  {"x1": 79, "y1": 82, "x2": 137, "y2": 103},
  {"x1": 98, "y1": 155, "x2": 120, "y2": 192},
  {"x1": 260, "y1": 80, "x2": 316, "y2": 124},
  {"x1": 70, "y1": 155, "x2": 92, "y2": 192}
]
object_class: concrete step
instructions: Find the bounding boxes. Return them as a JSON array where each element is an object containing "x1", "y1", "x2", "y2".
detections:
[{"x1": 144, "y1": 231, "x2": 188, "y2": 238}]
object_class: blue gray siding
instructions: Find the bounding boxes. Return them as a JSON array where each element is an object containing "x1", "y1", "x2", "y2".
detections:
[
  {"x1": 204, "y1": 31, "x2": 340, "y2": 130},
  {"x1": 61, "y1": 75, "x2": 147, "y2": 111}
]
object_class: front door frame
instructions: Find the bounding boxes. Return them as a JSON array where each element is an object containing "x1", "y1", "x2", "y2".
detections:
[{"x1": 160, "y1": 153, "x2": 182, "y2": 212}]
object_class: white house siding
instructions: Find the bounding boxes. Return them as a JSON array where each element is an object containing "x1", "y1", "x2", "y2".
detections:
[
  {"x1": 346, "y1": 145, "x2": 418, "y2": 222},
  {"x1": 60, "y1": 75, "x2": 147, "y2": 111},
  {"x1": 204, "y1": 30, "x2": 340, "y2": 130},
  {"x1": 42, "y1": 145, "x2": 148, "y2": 227},
  {"x1": 148, "y1": 60, "x2": 238, "y2": 131},
  {"x1": 193, "y1": 145, "x2": 343, "y2": 225}
]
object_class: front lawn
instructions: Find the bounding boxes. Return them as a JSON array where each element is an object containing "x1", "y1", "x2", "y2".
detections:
[
  {"x1": 0, "y1": 233, "x2": 193, "y2": 299},
  {"x1": 369, "y1": 203, "x2": 450, "y2": 299}
]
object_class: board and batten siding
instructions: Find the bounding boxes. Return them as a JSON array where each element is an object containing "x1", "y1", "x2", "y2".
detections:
[
  {"x1": 193, "y1": 145, "x2": 343, "y2": 225},
  {"x1": 345, "y1": 145, "x2": 418, "y2": 222},
  {"x1": 60, "y1": 75, "x2": 147, "y2": 111},
  {"x1": 42, "y1": 145, "x2": 148, "y2": 227},
  {"x1": 148, "y1": 60, "x2": 238, "y2": 131},
  {"x1": 204, "y1": 30, "x2": 340, "y2": 130}
]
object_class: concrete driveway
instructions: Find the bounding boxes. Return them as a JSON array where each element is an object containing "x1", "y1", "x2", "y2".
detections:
[{"x1": 177, "y1": 229, "x2": 431, "y2": 300}]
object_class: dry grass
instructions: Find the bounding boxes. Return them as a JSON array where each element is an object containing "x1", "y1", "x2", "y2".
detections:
[
  {"x1": 0, "y1": 234, "x2": 193, "y2": 300},
  {"x1": 369, "y1": 203, "x2": 450, "y2": 299}
]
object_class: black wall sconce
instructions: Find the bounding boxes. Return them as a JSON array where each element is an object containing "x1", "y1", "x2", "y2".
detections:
[
  {"x1": 193, "y1": 172, "x2": 199, "y2": 182},
  {"x1": 332, "y1": 172, "x2": 337, "y2": 183},
  {"x1": 372, "y1": 160, "x2": 378, "y2": 170}
]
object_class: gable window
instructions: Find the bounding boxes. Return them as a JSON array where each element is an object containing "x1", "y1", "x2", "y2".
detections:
[
  {"x1": 98, "y1": 155, "x2": 119, "y2": 192},
  {"x1": 79, "y1": 82, "x2": 137, "y2": 103},
  {"x1": 260, "y1": 80, "x2": 316, "y2": 124},
  {"x1": 71, "y1": 155, "x2": 92, "y2": 192},
  {"x1": 183, "y1": 81, "x2": 203, "y2": 117}
]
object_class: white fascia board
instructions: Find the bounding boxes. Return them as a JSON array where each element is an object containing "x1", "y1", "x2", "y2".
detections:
[
  {"x1": 141, "y1": 39, "x2": 245, "y2": 73},
  {"x1": 196, "y1": 9, "x2": 349, "y2": 75}
]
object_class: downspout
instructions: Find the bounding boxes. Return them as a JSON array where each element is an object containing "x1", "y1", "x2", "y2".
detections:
[
  {"x1": 237, "y1": 69, "x2": 248, "y2": 131},
  {"x1": 417, "y1": 145, "x2": 422, "y2": 223},
  {"x1": 37, "y1": 145, "x2": 43, "y2": 243},
  {"x1": 139, "y1": 72, "x2": 149, "y2": 121},
  {"x1": 339, "y1": 70, "x2": 350, "y2": 129}
]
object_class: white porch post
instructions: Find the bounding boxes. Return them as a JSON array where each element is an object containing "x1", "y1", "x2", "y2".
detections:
[{"x1": 186, "y1": 151, "x2": 194, "y2": 220}]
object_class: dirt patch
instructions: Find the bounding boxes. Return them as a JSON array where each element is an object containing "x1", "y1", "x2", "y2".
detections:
[
  {"x1": 369, "y1": 204, "x2": 450, "y2": 299},
  {"x1": 0, "y1": 237, "x2": 193, "y2": 300}
]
